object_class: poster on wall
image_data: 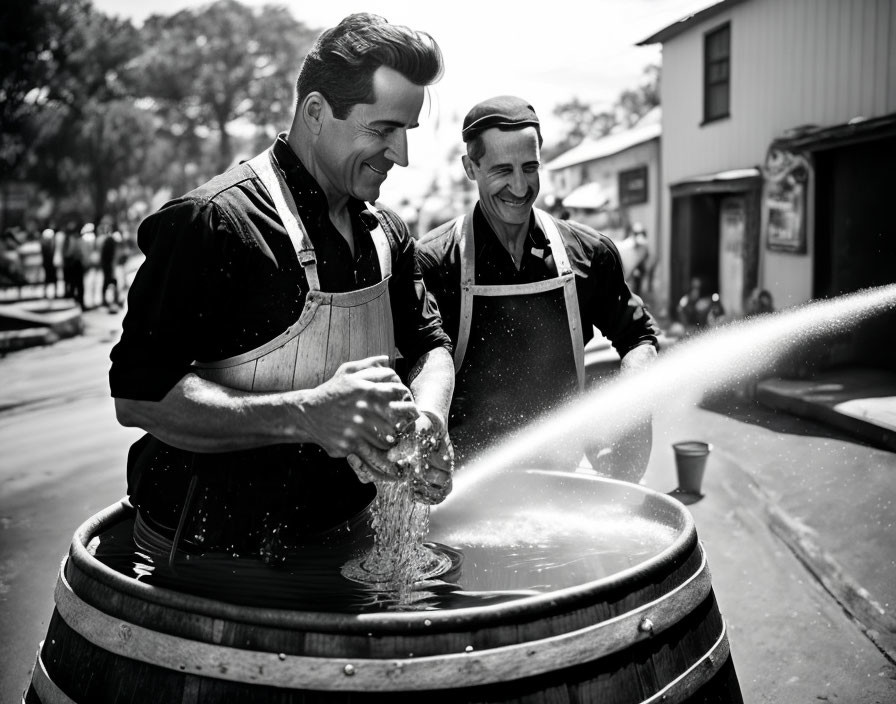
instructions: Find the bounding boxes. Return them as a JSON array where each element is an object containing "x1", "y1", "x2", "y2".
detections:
[{"x1": 763, "y1": 147, "x2": 811, "y2": 253}]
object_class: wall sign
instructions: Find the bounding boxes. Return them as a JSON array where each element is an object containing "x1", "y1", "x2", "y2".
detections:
[
  {"x1": 619, "y1": 165, "x2": 648, "y2": 206},
  {"x1": 763, "y1": 147, "x2": 810, "y2": 253}
]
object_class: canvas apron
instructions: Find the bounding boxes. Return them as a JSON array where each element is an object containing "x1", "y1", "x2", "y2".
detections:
[
  {"x1": 449, "y1": 208, "x2": 585, "y2": 468},
  {"x1": 192, "y1": 149, "x2": 395, "y2": 390},
  {"x1": 157, "y1": 148, "x2": 395, "y2": 560}
]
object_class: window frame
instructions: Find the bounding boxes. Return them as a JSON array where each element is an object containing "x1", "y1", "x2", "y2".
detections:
[{"x1": 703, "y1": 22, "x2": 731, "y2": 124}]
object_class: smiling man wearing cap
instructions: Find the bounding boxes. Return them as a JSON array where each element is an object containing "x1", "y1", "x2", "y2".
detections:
[{"x1": 417, "y1": 96, "x2": 659, "y2": 479}]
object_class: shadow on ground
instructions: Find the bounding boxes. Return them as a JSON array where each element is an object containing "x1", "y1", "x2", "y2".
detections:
[{"x1": 698, "y1": 392, "x2": 879, "y2": 448}]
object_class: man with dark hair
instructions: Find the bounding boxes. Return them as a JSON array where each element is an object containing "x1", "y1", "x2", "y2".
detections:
[
  {"x1": 417, "y1": 96, "x2": 659, "y2": 481},
  {"x1": 110, "y1": 14, "x2": 454, "y2": 590}
]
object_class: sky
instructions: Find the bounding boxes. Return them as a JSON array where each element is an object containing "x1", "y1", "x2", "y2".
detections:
[{"x1": 92, "y1": 0, "x2": 721, "y2": 202}]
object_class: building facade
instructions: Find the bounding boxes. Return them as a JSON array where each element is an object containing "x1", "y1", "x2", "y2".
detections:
[
  {"x1": 544, "y1": 110, "x2": 662, "y2": 294},
  {"x1": 640, "y1": 0, "x2": 896, "y2": 328}
]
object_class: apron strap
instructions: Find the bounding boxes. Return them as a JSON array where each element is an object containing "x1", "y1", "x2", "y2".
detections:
[
  {"x1": 566, "y1": 274, "x2": 586, "y2": 390},
  {"x1": 534, "y1": 207, "x2": 573, "y2": 276},
  {"x1": 535, "y1": 209, "x2": 585, "y2": 390},
  {"x1": 247, "y1": 148, "x2": 321, "y2": 291},
  {"x1": 365, "y1": 204, "x2": 392, "y2": 280},
  {"x1": 454, "y1": 215, "x2": 474, "y2": 371}
]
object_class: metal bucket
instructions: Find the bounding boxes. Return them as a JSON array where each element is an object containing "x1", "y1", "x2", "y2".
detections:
[{"x1": 25, "y1": 471, "x2": 742, "y2": 703}]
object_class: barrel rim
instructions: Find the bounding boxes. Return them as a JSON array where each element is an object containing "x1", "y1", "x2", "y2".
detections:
[{"x1": 69, "y1": 474, "x2": 697, "y2": 632}]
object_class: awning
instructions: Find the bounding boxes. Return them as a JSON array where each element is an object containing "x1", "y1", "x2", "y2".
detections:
[
  {"x1": 771, "y1": 112, "x2": 896, "y2": 153},
  {"x1": 561, "y1": 182, "x2": 615, "y2": 210},
  {"x1": 670, "y1": 167, "x2": 761, "y2": 197}
]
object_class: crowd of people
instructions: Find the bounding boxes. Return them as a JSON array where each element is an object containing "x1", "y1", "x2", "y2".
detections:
[{"x1": 1, "y1": 217, "x2": 130, "y2": 311}]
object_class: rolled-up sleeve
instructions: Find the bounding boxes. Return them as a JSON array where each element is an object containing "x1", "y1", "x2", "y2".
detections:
[
  {"x1": 381, "y1": 210, "x2": 452, "y2": 365},
  {"x1": 109, "y1": 198, "x2": 215, "y2": 401}
]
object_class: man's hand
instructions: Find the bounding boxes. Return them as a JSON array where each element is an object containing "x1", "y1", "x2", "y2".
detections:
[
  {"x1": 348, "y1": 411, "x2": 455, "y2": 504},
  {"x1": 300, "y1": 355, "x2": 417, "y2": 458},
  {"x1": 408, "y1": 411, "x2": 454, "y2": 505}
]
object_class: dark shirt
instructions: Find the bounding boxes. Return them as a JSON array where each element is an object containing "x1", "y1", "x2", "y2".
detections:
[
  {"x1": 111, "y1": 135, "x2": 449, "y2": 401},
  {"x1": 109, "y1": 136, "x2": 451, "y2": 548},
  {"x1": 416, "y1": 204, "x2": 659, "y2": 356}
]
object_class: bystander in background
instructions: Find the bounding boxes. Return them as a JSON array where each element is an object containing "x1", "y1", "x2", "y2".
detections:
[
  {"x1": 99, "y1": 220, "x2": 122, "y2": 312},
  {"x1": 40, "y1": 227, "x2": 61, "y2": 297},
  {"x1": 624, "y1": 221, "x2": 650, "y2": 298},
  {"x1": 61, "y1": 221, "x2": 86, "y2": 307}
]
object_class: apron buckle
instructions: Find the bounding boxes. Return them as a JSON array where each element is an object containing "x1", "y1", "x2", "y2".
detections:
[{"x1": 298, "y1": 249, "x2": 316, "y2": 266}]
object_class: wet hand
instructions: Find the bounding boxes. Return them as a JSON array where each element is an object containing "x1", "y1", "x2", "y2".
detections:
[
  {"x1": 346, "y1": 441, "x2": 404, "y2": 485},
  {"x1": 407, "y1": 412, "x2": 454, "y2": 505},
  {"x1": 348, "y1": 413, "x2": 454, "y2": 504},
  {"x1": 302, "y1": 356, "x2": 418, "y2": 457}
]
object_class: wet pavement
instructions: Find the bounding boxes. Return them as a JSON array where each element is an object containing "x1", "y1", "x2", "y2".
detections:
[
  {"x1": 640, "y1": 395, "x2": 896, "y2": 702},
  {"x1": 1, "y1": 305, "x2": 895, "y2": 702}
]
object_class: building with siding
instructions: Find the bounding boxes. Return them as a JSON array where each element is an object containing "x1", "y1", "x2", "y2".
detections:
[
  {"x1": 544, "y1": 108, "x2": 662, "y2": 295},
  {"x1": 639, "y1": 0, "x2": 896, "y2": 333}
]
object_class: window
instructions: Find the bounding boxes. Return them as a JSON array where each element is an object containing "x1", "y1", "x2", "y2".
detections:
[
  {"x1": 619, "y1": 166, "x2": 648, "y2": 206},
  {"x1": 704, "y1": 23, "x2": 730, "y2": 123}
]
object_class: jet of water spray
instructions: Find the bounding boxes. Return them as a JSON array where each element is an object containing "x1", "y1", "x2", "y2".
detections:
[{"x1": 445, "y1": 285, "x2": 896, "y2": 504}]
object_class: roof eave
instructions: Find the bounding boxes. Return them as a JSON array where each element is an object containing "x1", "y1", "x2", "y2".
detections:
[
  {"x1": 636, "y1": 0, "x2": 750, "y2": 45},
  {"x1": 545, "y1": 128, "x2": 661, "y2": 171}
]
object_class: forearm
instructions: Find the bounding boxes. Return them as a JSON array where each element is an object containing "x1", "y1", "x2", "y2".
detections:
[
  {"x1": 619, "y1": 343, "x2": 657, "y2": 374},
  {"x1": 114, "y1": 373, "x2": 313, "y2": 453},
  {"x1": 406, "y1": 346, "x2": 455, "y2": 431}
]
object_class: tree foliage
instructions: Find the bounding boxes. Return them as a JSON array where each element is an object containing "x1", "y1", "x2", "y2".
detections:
[
  {"x1": 2, "y1": 0, "x2": 319, "y2": 228},
  {"x1": 0, "y1": 0, "x2": 101, "y2": 176},
  {"x1": 550, "y1": 63, "x2": 661, "y2": 156},
  {"x1": 133, "y1": 0, "x2": 317, "y2": 172},
  {"x1": 18, "y1": 2, "x2": 145, "y2": 222}
]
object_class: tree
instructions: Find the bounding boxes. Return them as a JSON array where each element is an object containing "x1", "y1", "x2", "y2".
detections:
[
  {"x1": 552, "y1": 97, "x2": 598, "y2": 147},
  {"x1": 617, "y1": 63, "x2": 660, "y2": 128},
  {"x1": 77, "y1": 100, "x2": 157, "y2": 222},
  {"x1": 0, "y1": 0, "x2": 92, "y2": 177},
  {"x1": 19, "y1": 3, "x2": 144, "y2": 222},
  {"x1": 133, "y1": 0, "x2": 318, "y2": 172},
  {"x1": 550, "y1": 63, "x2": 661, "y2": 152}
]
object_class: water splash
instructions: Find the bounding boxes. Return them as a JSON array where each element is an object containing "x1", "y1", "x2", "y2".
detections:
[
  {"x1": 445, "y1": 284, "x2": 896, "y2": 505},
  {"x1": 341, "y1": 426, "x2": 452, "y2": 608}
]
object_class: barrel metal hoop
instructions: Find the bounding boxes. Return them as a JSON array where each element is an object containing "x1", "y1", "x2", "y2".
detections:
[
  {"x1": 642, "y1": 620, "x2": 731, "y2": 704},
  {"x1": 53, "y1": 550, "x2": 713, "y2": 692},
  {"x1": 29, "y1": 642, "x2": 78, "y2": 704}
]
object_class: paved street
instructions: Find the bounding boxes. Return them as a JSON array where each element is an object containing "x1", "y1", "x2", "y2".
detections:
[
  {"x1": 1, "y1": 306, "x2": 895, "y2": 703},
  {"x1": 0, "y1": 307, "x2": 141, "y2": 703},
  {"x1": 643, "y1": 399, "x2": 896, "y2": 702}
]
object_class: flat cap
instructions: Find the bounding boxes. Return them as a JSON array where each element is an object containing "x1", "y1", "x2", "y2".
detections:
[{"x1": 461, "y1": 95, "x2": 540, "y2": 143}]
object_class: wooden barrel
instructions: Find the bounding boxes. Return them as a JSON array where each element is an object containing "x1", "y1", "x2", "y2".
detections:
[{"x1": 26, "y1": 475, "x2": 742, "y2": 704}]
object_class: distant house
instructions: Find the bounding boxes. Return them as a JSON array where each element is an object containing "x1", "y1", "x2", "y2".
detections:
[
  {"x1": 639, "y1": 0, "x2": 896, "y2": 327},
  {"x1": 544, "y1": 109, "x2": 662, "y2": 289}
]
